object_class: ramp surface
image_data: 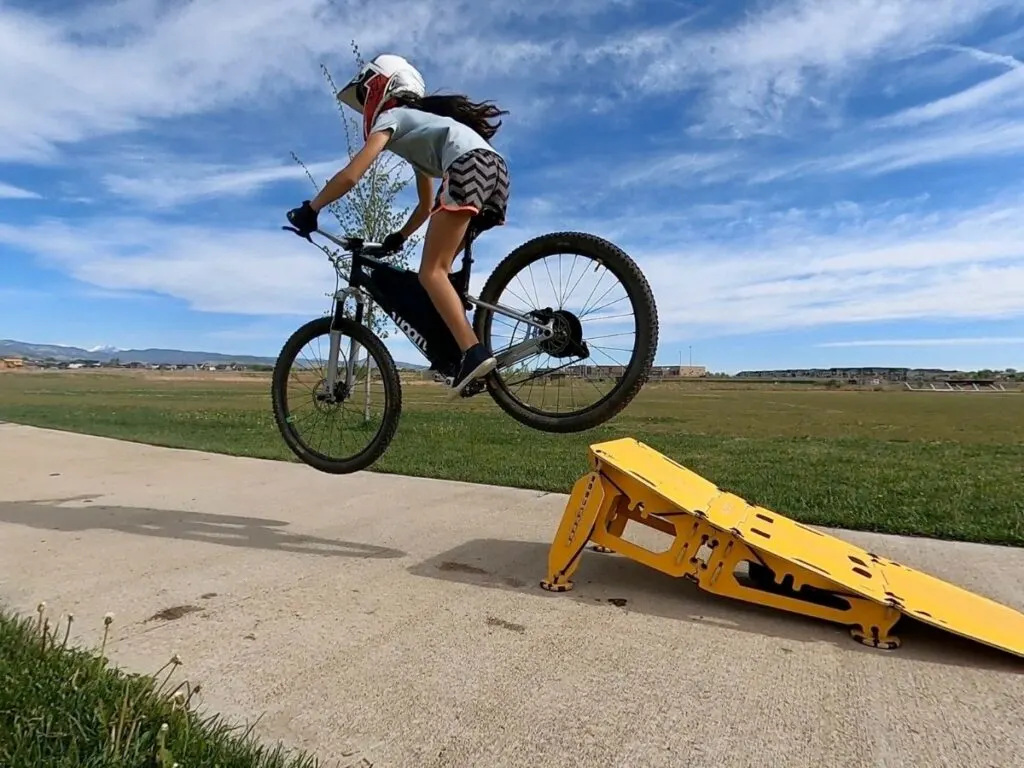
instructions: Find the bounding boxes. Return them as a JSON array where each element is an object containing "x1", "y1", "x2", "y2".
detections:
[
  {"x1": 1, "y1": 423, "x2": 1023, "y2": 768},
  {"x1": 579, "y1": 437, "x2": 1024, "y2": 658}
]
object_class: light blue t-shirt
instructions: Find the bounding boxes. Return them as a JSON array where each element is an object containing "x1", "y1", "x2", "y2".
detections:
[{"x1": 370, "y1": 106, "x2": 501, "y2": 179}]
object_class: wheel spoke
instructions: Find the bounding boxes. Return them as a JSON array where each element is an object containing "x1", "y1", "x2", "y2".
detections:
[
  {"x1": 476, "y1": 234, "x2": 657, "y2": 428},
  {"x1": 272, "y1": 319, "x2": 401, "y2": 474}
]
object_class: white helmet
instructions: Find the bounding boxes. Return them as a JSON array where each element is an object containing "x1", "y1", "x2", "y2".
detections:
[{"x1": 337, "y1": 54, "x2": 426, "y2": 139}]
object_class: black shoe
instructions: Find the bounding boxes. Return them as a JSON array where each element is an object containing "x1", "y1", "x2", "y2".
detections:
[{"x1": 449, "y1": 343, "x2": 496, "y2": 397}]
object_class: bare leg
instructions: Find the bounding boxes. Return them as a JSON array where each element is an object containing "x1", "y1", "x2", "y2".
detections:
[{"x1": 419, "y1": 209, "x2": 479, "y2": 352}]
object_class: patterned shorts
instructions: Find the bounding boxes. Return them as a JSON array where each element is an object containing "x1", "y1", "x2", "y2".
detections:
[{"x1": 433, "y1": 148, "x2": 509, "y2": 229}]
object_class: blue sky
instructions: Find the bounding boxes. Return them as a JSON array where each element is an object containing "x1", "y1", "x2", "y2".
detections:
[{"x1": 2, "y1": 0, "x2": 1024, "y2": 373}]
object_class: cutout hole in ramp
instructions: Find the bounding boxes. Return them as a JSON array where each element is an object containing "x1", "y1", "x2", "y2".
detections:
[
  {"x1": 755, "y1": 513, "x2": 774, "y2": 523},
  {"x1": 851, "y1": 567, "x2": 872, "y2": 579},
  {"x1": 751, "y1": 527, "x2": 771, "y2": 539},
  {"x1": 849, "y1": 555, "x2": 867, "y2": 567},
  {"x1": 734, "y1": 562, "x2": 851, "y2": 612},
  {"x1": 693, "y1": 541, "x2": 715, "y2": 567},
  {"x1": 619, "y1": 517, "x2": 675, "y2": 555}
]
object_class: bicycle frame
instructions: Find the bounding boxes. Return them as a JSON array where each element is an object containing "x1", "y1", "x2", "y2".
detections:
[{"x1": 311, "y1": 227, "x2": 555, "y2": 396}]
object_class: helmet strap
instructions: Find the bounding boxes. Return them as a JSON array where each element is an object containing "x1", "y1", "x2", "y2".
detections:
[{"x1": 362, "y1": 73, "x2": 401, "y2": 138}]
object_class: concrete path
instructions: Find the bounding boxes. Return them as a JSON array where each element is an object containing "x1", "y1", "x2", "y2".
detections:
[{"x1": 0, "y1": 422, "x2": 1022, "y2": 768}]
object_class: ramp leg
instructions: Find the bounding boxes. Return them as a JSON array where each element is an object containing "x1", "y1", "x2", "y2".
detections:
[{"x1": 541, "y1": 472, "x2": 615, "y2": 592}]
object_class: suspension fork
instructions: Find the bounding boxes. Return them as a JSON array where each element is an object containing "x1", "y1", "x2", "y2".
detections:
[{"x1": 325, "y1": 292, "x2": 363, "y2": 396}]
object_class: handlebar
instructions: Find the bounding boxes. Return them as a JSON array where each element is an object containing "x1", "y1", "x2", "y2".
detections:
[{"x1": 281, "y1": 225, "x2": 387, "y2": 257}]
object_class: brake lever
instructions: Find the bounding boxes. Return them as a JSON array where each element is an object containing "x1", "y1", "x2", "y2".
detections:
[{"x1": 281, "y1": 225, "x2": 313, "y2": 243}]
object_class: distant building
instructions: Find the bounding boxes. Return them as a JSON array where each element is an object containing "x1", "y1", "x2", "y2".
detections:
[
  {"x1": 734, "y1": 367, "x2": 964, "y2": 382},
  {"x1": 676, "y1": 365, "x2": 707, "y2": 378}
]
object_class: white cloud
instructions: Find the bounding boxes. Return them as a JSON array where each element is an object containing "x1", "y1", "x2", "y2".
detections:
[
  {"x1": 611, "y1": 151, "x2": 741, "y2": 187},
  {"x1": 3, "y1": 190, "x2": 1024, "y2": 344},
  {"x1": 0, "y1": 182, "x2": 40, "y2": 199},
  {"x1": 746, "y1": 118, "x2": 1024, "y2": 182},
  {"x1": 0, "y1": 217, "x2": 337, "y2": 316},
  {"x1": 817, "y1": 337, "x2": 1024, "y2": 347},
  {"x1": 101, "y1": 156, "x2": 349, "y2": 208},
  {"x1": 0, "y1": 0, "x2": 638, "y2": 164},
  {"x1": 613, "y1": 0, "x2": 1024, "y2": 136},
  {"x1": 873, "y1": 61, "x2": 1024, "y2": 128}
]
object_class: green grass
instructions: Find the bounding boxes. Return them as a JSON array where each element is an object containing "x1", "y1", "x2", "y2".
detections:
[
  {"x1": 1, "y1": 371, "x2": 1023, "y2": 546},
  {"x1": 0, "y1": 604, "x2": 322, "y2": 768}
]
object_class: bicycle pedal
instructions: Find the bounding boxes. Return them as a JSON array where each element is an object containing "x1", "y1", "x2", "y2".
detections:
[{"x1": 459, "y1": 380, "x2": 486, "y2": 398}]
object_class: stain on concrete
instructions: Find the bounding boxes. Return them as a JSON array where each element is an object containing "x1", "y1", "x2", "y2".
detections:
[
  {"x1": 486, "y1": 615, "x2": 526, "y2": 634},
  {"x1": 200, "y1": 592, "x2": 218, "y2": 599},
  {"x1": 146, "y1": 604, "x2": 204, "y2": 622},
  {"x1": 439, "y1": 561, "x2": 488, "y2": 575},
  {"x1": 608, "y1": 598, "x2": 628, "y2": 607}
]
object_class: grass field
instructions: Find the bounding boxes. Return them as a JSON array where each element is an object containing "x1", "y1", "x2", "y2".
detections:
[
  {"x1": 1, "y1": 369, "x2": 1022, "y2": 546},
  {"x1": 0, "y1": 605, "x2": 320, "y2": 767}
]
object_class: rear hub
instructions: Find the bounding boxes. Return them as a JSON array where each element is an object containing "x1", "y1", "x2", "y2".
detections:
[{"x1": 531, "y1": 308, "x2": 589, "y2": 359}]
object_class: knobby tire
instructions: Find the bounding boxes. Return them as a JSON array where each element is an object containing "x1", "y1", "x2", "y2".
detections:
[
  {"x1": 271, "y1": 315, "x2": 403, "y2": 474},
  {"x1": 473, "y1": 231, "x2": 658, "y2": 434}
]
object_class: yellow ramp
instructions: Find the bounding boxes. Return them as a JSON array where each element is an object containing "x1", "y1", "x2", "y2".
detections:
[{"x1": 541, "y1": 437, "x2": 1024, "y2": 659}]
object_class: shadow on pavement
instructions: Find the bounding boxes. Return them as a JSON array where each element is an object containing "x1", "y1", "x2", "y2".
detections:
[
  {"x1": 408, "y1": 537, "x2": 1024, "y2": 674},
  {"x1": 0, "y1": 496, "x2": 405, "y2": 559}
]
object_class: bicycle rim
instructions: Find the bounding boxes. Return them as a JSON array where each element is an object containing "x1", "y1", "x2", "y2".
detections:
[
  {"x1": 272, "y1": 316, "x2": 401, "y2": 473},
  {"x1": 475, "y1": 231, "x2": 657, "y2": 431}
]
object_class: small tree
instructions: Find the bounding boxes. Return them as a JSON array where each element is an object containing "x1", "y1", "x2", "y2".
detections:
[{"x1": 292, "y1": 41, "x2": 421, "y2": 421}]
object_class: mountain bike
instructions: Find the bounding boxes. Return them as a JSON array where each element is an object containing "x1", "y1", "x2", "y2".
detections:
[{"x1": 272, "y1": 216, "x2": 659, "y2": 474}]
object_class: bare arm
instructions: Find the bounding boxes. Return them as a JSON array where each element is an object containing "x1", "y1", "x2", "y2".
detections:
[
  {"x1": 398, "y1": 171, "x2": 435, "y2": 238},
  {"x1": 309, "y1": 130, "x2": 392, "y2": 213}
]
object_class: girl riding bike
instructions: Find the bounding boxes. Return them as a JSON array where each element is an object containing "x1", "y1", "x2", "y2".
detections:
[{"x1": 286, "y1": 54, "x2": 511, "y2": 396}]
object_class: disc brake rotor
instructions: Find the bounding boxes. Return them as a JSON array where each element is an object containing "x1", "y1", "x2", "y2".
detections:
[{"x1": 531, "y1": 308, "x2": 590, "y2": 359}]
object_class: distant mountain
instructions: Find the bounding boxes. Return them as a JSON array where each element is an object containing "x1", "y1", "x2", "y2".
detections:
[{"x1": 0, "y1": 340, "x2": 427, "y2": 370}]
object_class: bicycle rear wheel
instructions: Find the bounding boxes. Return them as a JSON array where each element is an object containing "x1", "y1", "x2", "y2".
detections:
[
  {"x1": 271, "y1": 315, "x2": 402, "y2": 474},
  {"x1": 472, "y1": 231, "x2": 658, "y2": 433}
]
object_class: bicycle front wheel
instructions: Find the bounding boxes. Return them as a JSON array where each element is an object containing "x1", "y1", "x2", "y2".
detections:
[{"x1": 271, "y1": 315, "x2": 402, "y2": 474}]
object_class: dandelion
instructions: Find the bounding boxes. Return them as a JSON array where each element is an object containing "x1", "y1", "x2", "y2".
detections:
[
  {"x1": 170, "y1": 689, "x2": 187, "y2": 711},
  {"x1": 100, "y1": 612, "x2": 114, "y2": 657},
  {"x1": 62, "y1": 613, "x2": 74, "y2": 649}
]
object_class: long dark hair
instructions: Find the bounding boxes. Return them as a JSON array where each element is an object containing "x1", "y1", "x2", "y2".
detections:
[{"x1": 394, "y1": 93, "x2": 508, "y2": 141}]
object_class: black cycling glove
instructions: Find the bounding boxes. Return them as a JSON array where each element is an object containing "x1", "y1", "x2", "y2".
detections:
[
  {"x1": 286, "y1": 201, "x2": 318, "y2": 237},
  {"x1": 381, "y1": 231, "x2": 406, "y2": 254}
]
